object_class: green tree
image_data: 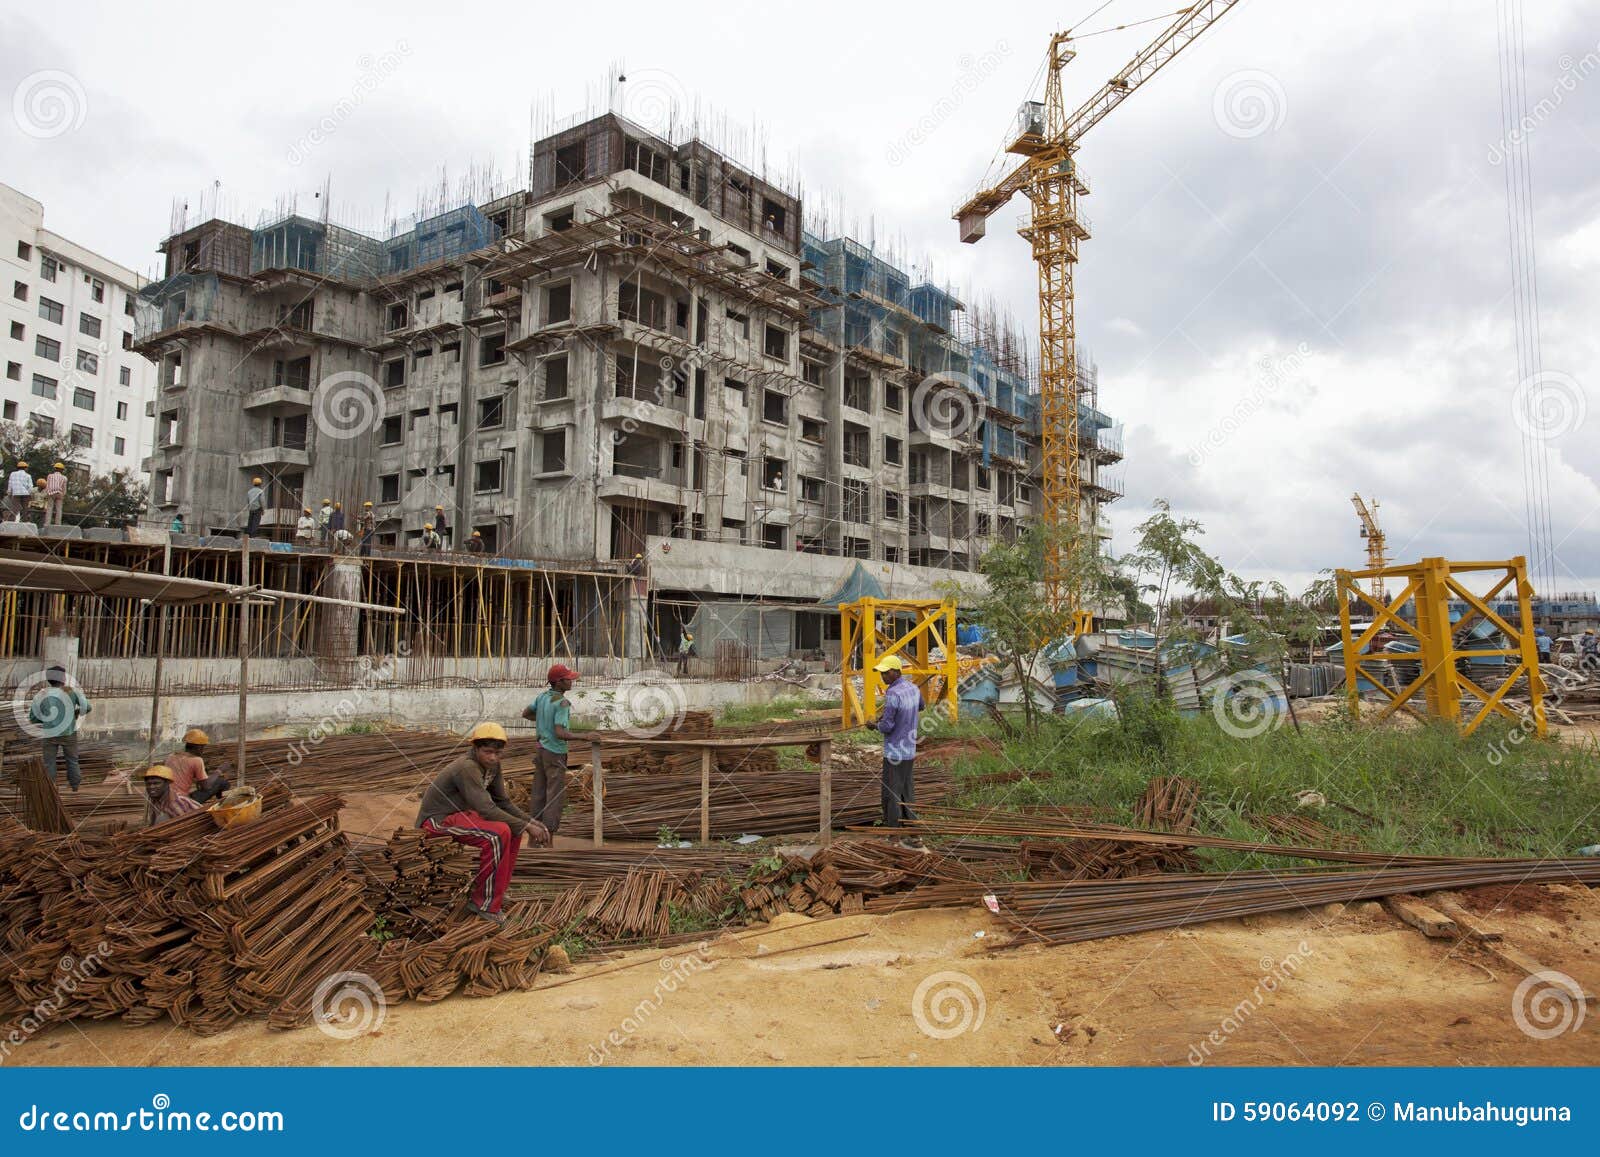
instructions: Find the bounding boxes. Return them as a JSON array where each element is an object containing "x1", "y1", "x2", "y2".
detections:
[
  {"x1": 952, "y1": 522, "x2": 1114, "y2": 732},
  {"x1": 0, "y1": 421, "x2": 148, "y2": 527},
  {"x1": 0, "y1": 421, "x2": 79, "y2": 481},
  {"x1": 69, "y1": 469, "x2": 148, "y2": 528},
  {"x1": 1119, "y1": 500, "x2": 1227, "y2": 692}
]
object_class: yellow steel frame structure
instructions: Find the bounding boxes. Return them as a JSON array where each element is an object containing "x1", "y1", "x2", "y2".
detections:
[
  {"x1": 840, "y1": 598, "x2": 959, "y2": 730},
  {"x1": 1337, "y1": 556, "x2": 1545, "y2": 738}
]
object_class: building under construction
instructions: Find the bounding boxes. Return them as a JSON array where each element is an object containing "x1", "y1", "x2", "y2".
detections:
[{"x1": 134, "y1": 112, "x2": 1123, "y2": 662}]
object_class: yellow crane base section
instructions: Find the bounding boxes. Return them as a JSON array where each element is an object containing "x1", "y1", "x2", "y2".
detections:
[
  {"x1": 840, "y1": 598, "x2": 960, "y2": 731},
  {"x1": 1336, "y1": 555, "x2": 1546, "y2": 738}
]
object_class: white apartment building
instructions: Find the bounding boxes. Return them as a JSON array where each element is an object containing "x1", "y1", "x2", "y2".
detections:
[{"x1": 0, "y1": 183, "x2": 157, "y2": 476}]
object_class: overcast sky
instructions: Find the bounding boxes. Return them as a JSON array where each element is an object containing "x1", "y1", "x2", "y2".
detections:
[{"x1": 5, "y1": 0, "x2": 1597, "y2": 596}]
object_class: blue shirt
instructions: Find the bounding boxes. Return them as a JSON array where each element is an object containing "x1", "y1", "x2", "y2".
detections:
[
  {"x1": 530, "y1": 689, "x2": 571, "y2": 755},
  {"x1": 29, "y1": 686, "x2": 90, "y2": 739},
  {"x1": 875, "y1": 677, "x2": 921, "y2": 762}
]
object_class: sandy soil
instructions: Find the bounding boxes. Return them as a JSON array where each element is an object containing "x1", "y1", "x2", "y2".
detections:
[{"x1": 15, "y1": 882, "x2": 1600, "y2": 1068}]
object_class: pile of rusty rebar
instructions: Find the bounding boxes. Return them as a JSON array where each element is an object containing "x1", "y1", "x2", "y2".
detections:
[
  {"x1": 348, "y1": 827, "x2": 480, "y2": 938},
  {"x1": 589, "y1": 766, "x2": 953, "y2": 840},
  {"x1": 1133, "y1": 775, "x2": 1200, "y2": 832},
  {"x1": 0, "y1": 785, "x2": 555, "y2": 1038},
  {"x1": 910, "y1": 806, "x2": 1451, "y2": 867},
  {"x1": 993, "y1": 859, "x2": 1600, "y2": 945},
  {"x1": 1251, "y1": 813, "x2": 1361, "y2": 851}
]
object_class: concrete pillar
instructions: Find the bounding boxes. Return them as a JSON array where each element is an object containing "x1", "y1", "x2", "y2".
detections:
[
  {"x1": 626, "y1": 593, "x2": 649, "y2": 663},
  {"x1": 318, "y1": 561, "x2": 363, "y2": 659},
  {"x1": 41, "y1": 632, "x2": 79, "y2": 680}
]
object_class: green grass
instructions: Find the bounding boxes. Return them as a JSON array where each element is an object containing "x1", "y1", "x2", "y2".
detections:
[
  {"x1": 716, "y1": 695, "x2": 838, "y2": 727},
  {"x1": 945, "y1": 696, "x2": 1600, "y2": 869}
]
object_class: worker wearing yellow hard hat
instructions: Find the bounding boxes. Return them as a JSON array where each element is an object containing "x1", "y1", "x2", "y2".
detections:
[
  {"x1": 144, "y1": 764, "x2": 203, "y2": 826},
  {"x1": 420, "y1": 522, "x2": 443, "y2": 551},
  {"x1": 465, "y1": 529, "x2": 487, "y2": 554},
  {"x1": 294, "y1": 505, "x2": 317, "y2": 545},
  {"x1": 356, "y1": 501, "x2": 376, "y2": 558},
  {"x1": 869, "y1": 652, "x2": 921, "y2": 838},
  {"x1": 245, "y1": 476, "x2": 266, "y2": 537},
  {"x1": 164, "y1": 727, "x2": 230, "y2": 805},
  {"x1": 43, "y1": 461, "x2": 68, "y2": 524},
  {"x1": 317, "y1": 498, "x2": 335, "y2": 546},
  {"x1": 415, "y1": 722, "x2": 547, "y2": 924},
  {"x1": 5, "y1": 460, "x2": 32, "y2": 521}
]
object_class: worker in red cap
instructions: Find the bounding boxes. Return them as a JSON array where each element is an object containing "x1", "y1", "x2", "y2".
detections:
[{"x1": 521, "y1": 663, "x2": 579, "y2": 837}]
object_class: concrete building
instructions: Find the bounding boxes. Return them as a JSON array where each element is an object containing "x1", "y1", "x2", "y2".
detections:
[
  {"x1": 135, "y1": 113, "x2": 1123, "y2": 654},
  {"x1": 0, "y1": 183, "x2": 158, "y2": 476}
]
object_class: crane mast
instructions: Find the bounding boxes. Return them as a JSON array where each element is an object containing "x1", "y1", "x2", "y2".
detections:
[
  {"x1": 1351, "y1": 493, "x2": 1389, "y2": 601},
  {"x1": 955, "y1": 1, "x2": 1246, "y2": 628}
]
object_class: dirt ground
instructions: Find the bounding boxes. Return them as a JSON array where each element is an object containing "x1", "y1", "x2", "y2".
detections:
[{"x1": 14, "y1": 880, "x2": 1599, "y2": 1068}]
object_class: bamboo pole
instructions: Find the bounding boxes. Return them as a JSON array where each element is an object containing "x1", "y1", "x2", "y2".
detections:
[
  {"x1": 145, "y1": 538, "x2": 172, "y2": 764},
  {"x1": 237, "y1": 536, "x2": 250, "y2": 786}
]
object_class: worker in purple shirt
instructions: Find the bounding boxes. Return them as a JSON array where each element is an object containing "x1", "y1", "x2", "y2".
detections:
[{"x1": 869, "y1": 654, "x2": 922, "y2": 837}]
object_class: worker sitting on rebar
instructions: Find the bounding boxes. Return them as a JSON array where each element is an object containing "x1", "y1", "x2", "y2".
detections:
[
  {"x1": 165, "y1": 727, "x2": 229, "y2": 804},
  {"x1": 143, "y1": 765, "x2": 202, "y2": 826},
  {"x1": 416, "y1": 722, "x2": 549, "y2": 925},
  {"x1": 420, "y1": 523, "x2": 443, "y2": 551},
  {"x1": 521, "y1": 664, "x2": 580, "y2": 839}
]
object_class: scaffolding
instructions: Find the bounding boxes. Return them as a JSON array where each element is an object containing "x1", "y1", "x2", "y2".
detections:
[
  {"x1": 250, "y1": 215, "x2": 387, "y2": 282},
  {"x1": 1336, "y1": 555, "x2": 1546, "y2": 737},
  {"x1": 0, "y1": 540, "x2": 635, "y2": 694}
]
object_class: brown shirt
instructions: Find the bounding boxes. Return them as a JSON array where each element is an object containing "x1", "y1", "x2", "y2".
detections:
[{"x1": 415, "y1": 752, "x2": 531, "y2": 834}]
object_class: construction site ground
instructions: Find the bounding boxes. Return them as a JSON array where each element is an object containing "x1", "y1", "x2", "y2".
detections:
[{"x1": 15, "y1": 873, "x2": 1598, "y2": 1067}]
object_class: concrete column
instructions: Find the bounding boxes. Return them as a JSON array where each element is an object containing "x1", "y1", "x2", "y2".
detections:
[
  {"x1": 318, "y1": 560, "x2": 364, "y2": 659},
  {"x1": 41, "y1": 632, "x2": 79, "y2": 680},
  {"x1": 626, "y1": 592, "x2": 649, "y2": 663}
]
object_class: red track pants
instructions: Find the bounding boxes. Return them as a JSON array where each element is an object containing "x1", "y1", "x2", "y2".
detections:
[{"x1": 422, "y1": 811, "x2": 519, "y2": 914}]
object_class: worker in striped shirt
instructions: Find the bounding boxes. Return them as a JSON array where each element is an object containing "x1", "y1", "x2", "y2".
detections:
[
  {"x1": 869, "y1": 654, "x2": 922, "y2": 835},
  {"x1": 144, "y1": 765, "x2": 203, "y2": 826}
]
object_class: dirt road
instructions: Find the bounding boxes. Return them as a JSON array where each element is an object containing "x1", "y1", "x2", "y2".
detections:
[{"x1": 13, "y1": 883, "x2": 1598, "y2": 1067}]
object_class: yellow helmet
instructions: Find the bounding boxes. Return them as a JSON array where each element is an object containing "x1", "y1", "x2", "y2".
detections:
[
  {"x1": 53, "y1": 461, "x2": 65, "y2": 470},
  {"x1": 303, "y1": 507, "x2": 312, "y2": 514},
  {"x1": 251, "y1": 476, "x2": 262, "y2": 484},
  {"x1": 144, "y1": 764, "x2": 176, "y2": 782},
  {"x1": 467, "y1": 721, "x2": 508, "y2": 744},
  {"x1": 424, "y1": 523, "x2": 434, "y2": 530},
  {"x1": 873, "y1": 654, "x2": 904, "y2": 673},
  {"x1": 16, "y1": 460, "x2": 27, "y2": 468},
  {"x1": 183, "y1": 728, "x2": 210, "y2": 745}
]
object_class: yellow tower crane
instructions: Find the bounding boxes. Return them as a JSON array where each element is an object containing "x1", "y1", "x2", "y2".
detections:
[
  {"x1": 1351, "y1": 493, "x2": 1389, "y2": 601},
  {"x1": 955, "y1": 1, "x2": 1245, "y2": 630}
]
